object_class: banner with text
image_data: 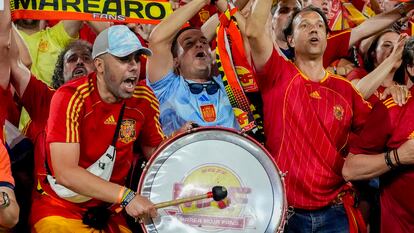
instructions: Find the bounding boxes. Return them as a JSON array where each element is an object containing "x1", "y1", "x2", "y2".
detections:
[{"x1": 10, "y1": 0, "x2": 173, "y2": 24}]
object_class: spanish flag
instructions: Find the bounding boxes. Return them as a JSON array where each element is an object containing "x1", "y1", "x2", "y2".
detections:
[{"x1": 329, "y1": 0, "x2": 375, "y2": 31}]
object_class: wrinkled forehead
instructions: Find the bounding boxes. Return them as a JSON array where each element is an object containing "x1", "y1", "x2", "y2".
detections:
[
  {"x1": 276, "y1": 0, "x2": 301, "y2": 11},
  {"x1": 378, "y1": 31, "x2": 400, "y2": 44},
  {"x1": 293, "y1": 10, "x2": 324, "y2": 27},
  {"x1": 64, "y1": 46, "x2": 92, "y2": 61},
  {"x1": 177, "y1": 29, "x2": 206, "y2": 45}
]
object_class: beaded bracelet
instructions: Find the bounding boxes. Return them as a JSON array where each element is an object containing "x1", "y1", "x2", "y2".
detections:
[
  {"x1": 120, "y1": 188, "x2": 136, "y2": 208},
  {"x1": 384, "y1": 151, "x2": 396, "y2": 170},
  {"x1": 393, "y1": 149, "x2": 402, "y2": 166}
]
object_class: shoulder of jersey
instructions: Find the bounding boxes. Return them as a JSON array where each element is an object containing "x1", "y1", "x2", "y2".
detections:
[{"x1": 132, "y1": 82, "x2": 159, "y2": 105}]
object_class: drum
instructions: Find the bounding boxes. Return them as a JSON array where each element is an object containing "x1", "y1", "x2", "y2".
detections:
[{"x1": 138, "y1": 127, "x2": 286, "y2": 233}]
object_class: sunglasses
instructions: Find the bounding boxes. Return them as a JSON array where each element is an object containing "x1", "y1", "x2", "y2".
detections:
[{"x1": 185, "y1": 79, "x2": 220, "y2": 95}]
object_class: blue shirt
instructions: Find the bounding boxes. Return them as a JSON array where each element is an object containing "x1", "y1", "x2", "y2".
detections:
[{"x1": 147, "y1": 71, "x2": 239, "y2": 136}]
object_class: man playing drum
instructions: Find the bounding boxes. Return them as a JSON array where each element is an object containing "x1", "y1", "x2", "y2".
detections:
[
  {"x1": 30, "y1": 25, "x2": 165, "y2": 232},
  {"x1": 245, "y1": 1, "x2": 414, "y2": 232}
]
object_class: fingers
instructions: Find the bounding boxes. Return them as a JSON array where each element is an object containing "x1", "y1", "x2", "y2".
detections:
[
  {"x1": 125, "y1": 195, "x2": 158, "y2": 220},
  {"x1": 379, "y1": 88, "x2": 389, "y2": 100},
  {"x1": 389, "y1": 85, "x2": 407, "y2": 106},
  {"x1": 381, "y1": 85, "x2": 409, "y2": 106}
]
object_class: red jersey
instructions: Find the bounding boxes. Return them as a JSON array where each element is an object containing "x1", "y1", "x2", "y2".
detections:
[
  {"x1": 350, "y1": 91, "x2": 414, "y2": 233},
  {"x1": 346, "y1": 67, "x2": 368, "y2": 82},
  {"x1": 42, "y1": 73, "x2": 164, "y2": 208},
  {"x1": 20, "y1": 75, "x2": 55, "y2": 183},
  {"x1": 324, "y1": 30, "x2": 351, "y2": 68},
  {"x1": 0, "y1": 87, "x2": 21, "y2": 140},
  {"x1": 255, "y1": 49, "x2": 371, "y2": 209},
  {"x1": 367, "y1": 85, "x2": 386, "y2": 106},
  {"x1": 180, "y1": 1, "x2": 217, "y2": 28},
  {"x1": 0, "y1": 139, "x2": 14, "y2": 189},
  {"x1": 22, "y1": 75, "x2": 55, "y2": 143}
]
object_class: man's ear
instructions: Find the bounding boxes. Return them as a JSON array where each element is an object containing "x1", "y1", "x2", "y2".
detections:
[
  {"x1": 94, "y1": 58, "x2": 104, "y2": 73},
  {"x1": 287, "y1": 35, "x2": 295, "y2": 48}
]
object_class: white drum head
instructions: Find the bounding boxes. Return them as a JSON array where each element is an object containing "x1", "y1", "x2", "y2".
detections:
[{"x1": 138, "y1": 128, "x2": 286, "y2": 232}]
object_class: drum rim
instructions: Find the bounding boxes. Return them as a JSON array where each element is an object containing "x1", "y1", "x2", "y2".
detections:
[{"x1": 138, "y1": 126, "x2": 287, "y2": 233}]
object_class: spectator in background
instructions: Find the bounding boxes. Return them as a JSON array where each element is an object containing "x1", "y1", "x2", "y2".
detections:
[
  {"x1": 14, "y1": 19, "x2": 83, "y2": 84},
  {"x1": 147, "y1": 0, "x2": 239, "y2": 136},
  {"x1": 343, "y1": 36, "x2": 414, "y2": 233}
]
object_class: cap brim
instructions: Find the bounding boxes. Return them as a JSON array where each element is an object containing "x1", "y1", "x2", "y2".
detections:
[
  {"x1": 138, "y1": 47, "x2": 152, "y2": 56},
  {"x1": 110, "y1": 46, "x2": 152, "y2": 58}
]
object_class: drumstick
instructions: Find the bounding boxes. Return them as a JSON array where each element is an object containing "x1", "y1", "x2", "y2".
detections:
[{"x1": 155, "y1": 186, "x2": 228, "y2": 209}]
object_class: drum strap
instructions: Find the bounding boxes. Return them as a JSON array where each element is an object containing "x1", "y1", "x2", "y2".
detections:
[{"x1": 45, "y1": 103, "x2": 126, "y2": 203}]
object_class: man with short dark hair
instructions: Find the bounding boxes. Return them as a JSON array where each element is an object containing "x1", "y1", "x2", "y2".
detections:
[{"x1": 246, "y1": 1, "x2": 373, "y2": 232}]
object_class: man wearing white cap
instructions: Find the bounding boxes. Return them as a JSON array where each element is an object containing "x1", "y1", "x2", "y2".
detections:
[{"x1": 30, "y1": 25, "x2": 165, "y2": 233}]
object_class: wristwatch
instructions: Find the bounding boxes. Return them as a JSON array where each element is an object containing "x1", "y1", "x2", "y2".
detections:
[{"x1": 0, "y1": 192, "x2": 10, "y2": 208}]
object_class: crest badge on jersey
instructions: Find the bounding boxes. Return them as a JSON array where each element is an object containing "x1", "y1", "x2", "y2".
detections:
[
  {"x1": 119, "y1": 119, "x2": 136, "y2": 144},
  {"x1": 198, "y1": 9, "x2": 210, "y2": 23},
  {"x1": 333, "y1": 105, "x2": 344, "y2": 121},
  {"x1": 200, "y1": 104, "x2": 216, "y2": 122}
]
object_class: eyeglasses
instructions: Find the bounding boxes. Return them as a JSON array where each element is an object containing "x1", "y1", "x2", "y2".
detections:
[{"x1": 185, "y1": 79, "x2": 220, "y2": 95}]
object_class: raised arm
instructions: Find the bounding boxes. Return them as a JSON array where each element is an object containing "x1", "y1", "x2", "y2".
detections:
[
  {"x1": 9, "y1": 25, "x2": 31, "y2": 97},
  {"x1": 0, "y1": 0, "x2": 12, "y2": 90},
  {"x1": 245, "y1": 0, "x2": 274, "y2": 71},
  {"x1": 201, "y1": 0, "x2": 248, "y2": 42},
  {"x1": 349, "y1": 3, "x2": 414, "y2": 49},
  {"x1": 354, "y1": 34, "x2": 407, "y2": 100},
  {"x1": 86, "y1": 21, "x2": 110, "y2": 34},
  {"x1": 369, "y1": 0, "x2": 383, "y2": 15},
  {"x1": 62, "y1": 20, "x2": 83, "y2": 38},
  {"x1": 147, "y1": 0, "x2": 210, "y2": 83},
  {"x1": 11, "y1": 24, "x2": 31, "y2": 69}
]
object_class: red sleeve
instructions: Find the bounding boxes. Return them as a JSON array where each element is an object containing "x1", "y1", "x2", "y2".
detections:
[
  {"x1": 21, "y1": 75, "x2": 55, "y2": 124},
  {"x1": 0, "y1": 140, "x2": 14, "y2": 188},
  {"x1": 346, "y1": 67, "x2": 368, "y2": 81},
  {"x1": 137, "y1": 87, "x2": 165, "y2": 147},
  {"x1": 387, "y1": 99, "x2": 414, "y2": 148},
  {"x1": 254, "y1": 48, "x2": 287, "y2": 91},
  {"x1": 46, "y1": 86, "x2": 83, "y2": 144},
  {"x1": 0, "y1": 87, "x2": 21, "y2": 129},
  {"x1": 351, "y1": 86, "x2": 372, "y2": 133},
  {"x1": 350, "y1": 101, "x2": 391, "y2": 154},
  {"x1": 79, "y1": 23, "x2": 97, "y2": 44},
  {"x1": 323, "y1": 30, "x2": 352, "y2": 68}
]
